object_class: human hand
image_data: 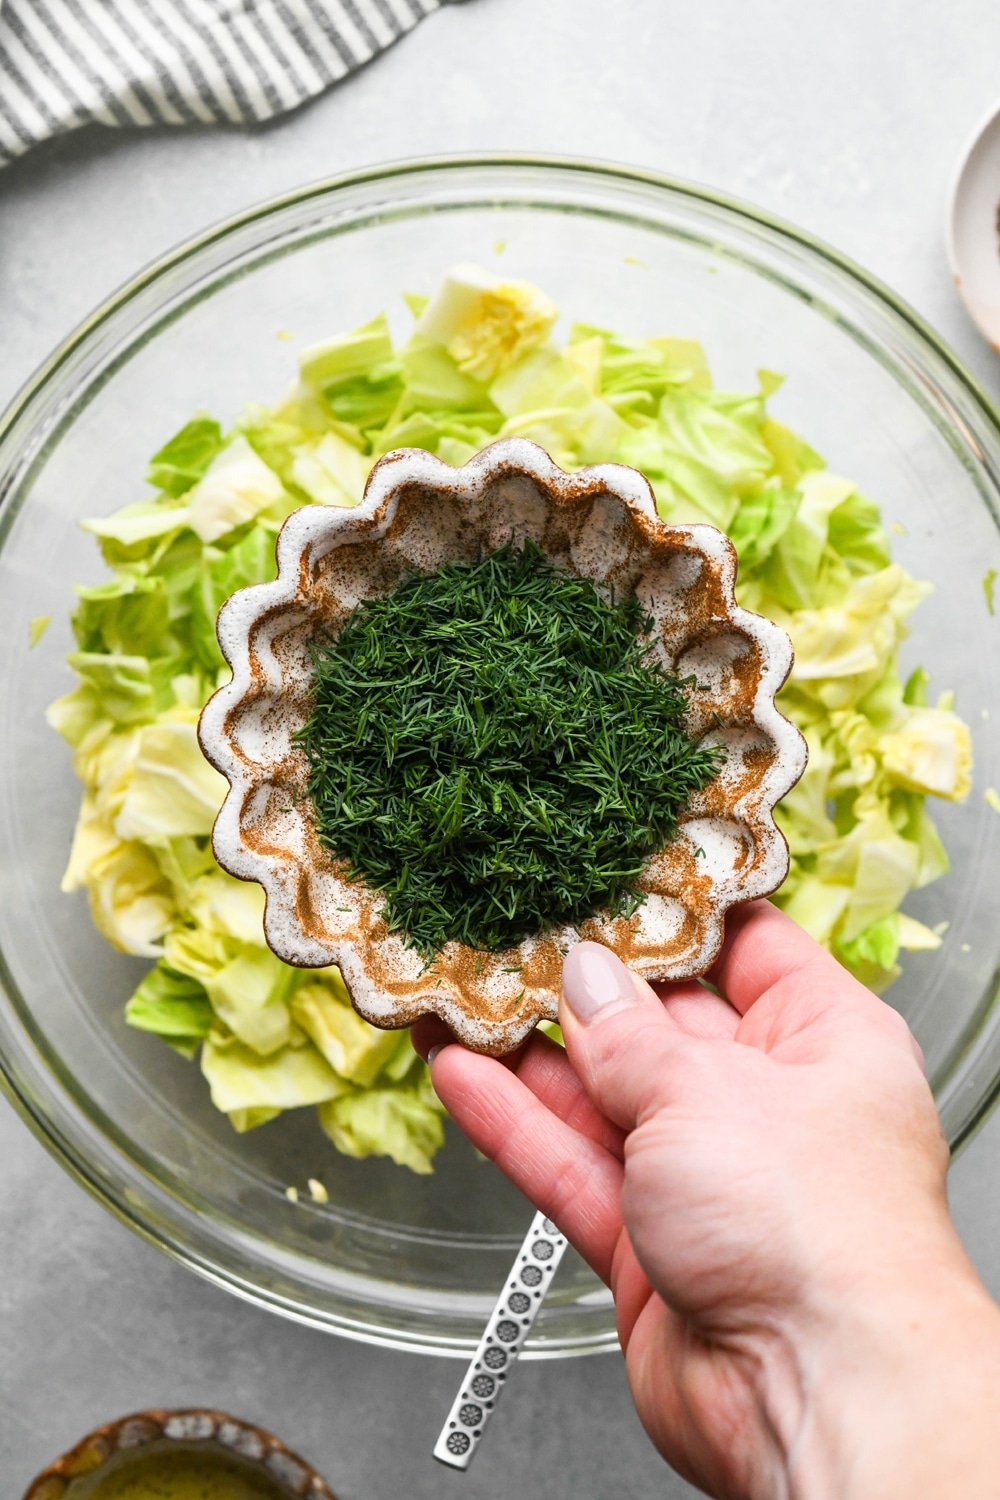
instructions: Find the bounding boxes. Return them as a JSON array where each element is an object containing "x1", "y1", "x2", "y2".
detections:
[{"x1": 413, "y1": 901, "x2": 1000, "y2": 1500}]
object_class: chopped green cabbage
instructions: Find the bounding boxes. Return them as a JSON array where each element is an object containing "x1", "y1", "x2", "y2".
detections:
[
  {"x1": 29, "y1": 614, "x2": 51, "y2": 647},
  {"x1": 50, "y1": 264, "x2": 973, "y2": 1171}
]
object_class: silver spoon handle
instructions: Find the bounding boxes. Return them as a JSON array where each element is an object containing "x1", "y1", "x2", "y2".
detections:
[{"x1": 433, "y1": 1209, "x2": 569, "y2": 1471}]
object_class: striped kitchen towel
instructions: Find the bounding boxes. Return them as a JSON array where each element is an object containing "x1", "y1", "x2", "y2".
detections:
[{"x1": 0, "y1": 0, "x2": 450, "y2": 168}]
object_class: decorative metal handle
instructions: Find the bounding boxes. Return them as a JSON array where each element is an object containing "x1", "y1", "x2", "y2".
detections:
[{"x1": 433, "y1": 1210, "x2": 569, "y2": 1471}]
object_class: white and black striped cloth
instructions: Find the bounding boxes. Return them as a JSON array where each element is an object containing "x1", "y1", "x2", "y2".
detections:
[{"x1": 0, "y1": 0, "x2": 448, "y2": 167}]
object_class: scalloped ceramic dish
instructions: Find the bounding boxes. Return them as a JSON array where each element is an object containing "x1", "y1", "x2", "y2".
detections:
[{"x1": 199, "y1": 438, "x2": 806, "y2": 1054}]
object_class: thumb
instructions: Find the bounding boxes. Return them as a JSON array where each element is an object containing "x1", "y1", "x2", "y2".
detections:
[{"x1": 560, "y1": 941, "x2": 694, "y2": 1132}]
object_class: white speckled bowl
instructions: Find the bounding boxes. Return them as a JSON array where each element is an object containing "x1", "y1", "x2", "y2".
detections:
[
  {"x1": 947, "y1": 98, "x2": 1000, "y2": 353},
  {"x1": 199, "y1": 438, "x2": 806, "y2": 1055}
]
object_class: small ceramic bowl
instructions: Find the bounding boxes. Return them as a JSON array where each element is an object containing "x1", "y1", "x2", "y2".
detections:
[
  {"x1": 199, "y1": 438, "x2": 805, "y2": 1055},
  {"x1": 947, "y1": 97, "x2": 1000, "y2": 352},
  {"x1": 22, "y1": 1408, "x2": 336, "y2": 1499}
]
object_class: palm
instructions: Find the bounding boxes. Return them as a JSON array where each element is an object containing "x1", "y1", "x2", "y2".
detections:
[
  {"x1": 551, "y1": 1016, "x2": 842, "y2": 1493},
  {"x1": 621, "y1": 1268, "x2": 770, "y2": 1497},
  {"x1": 413, "y1": 901, "x2": 937, "y2": 1499}
]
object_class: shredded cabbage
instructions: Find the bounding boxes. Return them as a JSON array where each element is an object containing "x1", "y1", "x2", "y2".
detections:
[{"x1": 50, "y1": 265, "x2": 972, "y2": 1170}]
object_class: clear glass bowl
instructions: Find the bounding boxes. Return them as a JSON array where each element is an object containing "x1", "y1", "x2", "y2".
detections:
[{"x1": 1, "y1": 156, "x2": 999, "y2": 1358}]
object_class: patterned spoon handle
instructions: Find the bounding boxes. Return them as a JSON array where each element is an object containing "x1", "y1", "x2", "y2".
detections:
[{"x1": 433, "y1": 1210, "x2": 569, "y2": 1471}]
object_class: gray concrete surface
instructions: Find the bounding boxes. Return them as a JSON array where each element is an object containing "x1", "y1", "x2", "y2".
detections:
[{"x1": 2, "y1": 0, "x2": 999, "y2": 1493}]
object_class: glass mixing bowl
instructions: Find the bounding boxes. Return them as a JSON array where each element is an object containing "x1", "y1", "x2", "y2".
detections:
[{"x1": 1, "y1": 156, "x2": 999, "y2": 1358}]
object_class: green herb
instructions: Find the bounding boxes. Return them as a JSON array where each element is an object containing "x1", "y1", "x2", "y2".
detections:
[
  {"x1": 298, "y1": 542, "x2": 721, "y2": 956},
  {"x1": 984, "y1": 567, "x2": 997, "y2": 616}
]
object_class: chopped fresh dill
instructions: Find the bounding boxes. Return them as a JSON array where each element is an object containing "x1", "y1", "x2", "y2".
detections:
[{"x1": 299, "y1": 541, "x2": 721, "y2": 956}]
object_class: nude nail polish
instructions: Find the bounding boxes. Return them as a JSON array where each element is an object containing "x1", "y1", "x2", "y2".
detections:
[{"x1": 562, "y1": 941, "x2": 644, "y2": 1025}]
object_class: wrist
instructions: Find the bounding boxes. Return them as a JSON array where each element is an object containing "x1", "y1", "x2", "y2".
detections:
[{"x1": 778, "y1": 1250, "x2": 1000, "y2": 1500}]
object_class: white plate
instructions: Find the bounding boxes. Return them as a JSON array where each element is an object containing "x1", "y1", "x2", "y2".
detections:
[{"x1": 947, "y1": 98, "x2": 1000, "y2": 352}]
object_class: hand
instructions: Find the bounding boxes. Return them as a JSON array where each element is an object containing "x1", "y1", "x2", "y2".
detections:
[{"x1": 413, "y1": 901, "x2": 1000, "y2": 1500}]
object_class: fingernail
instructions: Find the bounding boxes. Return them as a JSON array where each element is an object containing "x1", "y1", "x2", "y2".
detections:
[
  {"x1": 563, "y1": 942, "x2": 646, "y2": 1026},
  {"x1": 427, "y1": 1043, "x2": 447, "y2": 1065}
]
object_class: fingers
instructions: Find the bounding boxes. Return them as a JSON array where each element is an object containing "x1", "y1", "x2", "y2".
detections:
[
  {"x1": 429, "y1": 1043, "x2": 624, "y2": 1280},
  {"x1": 412, "y1": 1019, "x2": 626, "y2": 1157},
  {"x1": 559, "y1": 941, "x2": 696, "y2": 1132},
  {"x1": 713, "y1": 902, "x2": 925, "y2": 1068},
  {"x1": 410, "y1": 1015, "x2": 460, "y2": 1060},
  {"x1": 657, "y1": 982, "x2": 740, "y2": 1041},
  {"x1": 708, "y1": 899, "x2": 850, "y2": 1015},
  {"x1": 512, "y1": 1031, "x2": 627, "y2": 1157}
]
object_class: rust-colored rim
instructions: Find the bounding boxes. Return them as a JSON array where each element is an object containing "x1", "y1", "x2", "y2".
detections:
[{"x1": 22, "y1": 1407, "x2": 337, "y2": 1499}]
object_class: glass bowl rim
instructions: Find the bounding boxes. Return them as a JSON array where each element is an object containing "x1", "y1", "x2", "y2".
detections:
[
  {"x1": 2, "y1": 151, "x2": 1000, "y2": 1360},
  {"x1": 3, "y1": 151, "x2": 999, "y2": 444}
]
